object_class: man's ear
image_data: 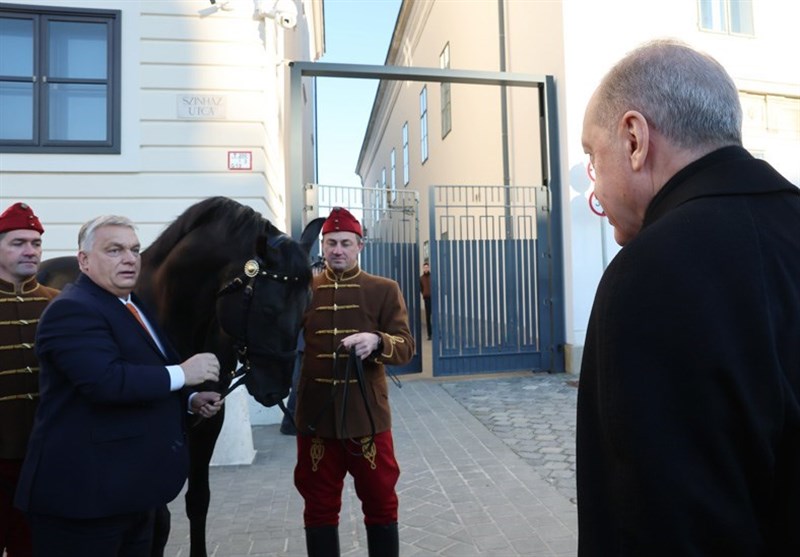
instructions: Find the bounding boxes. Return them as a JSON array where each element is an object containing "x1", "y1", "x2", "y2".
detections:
[
  {"x1": 77, "y1": 251, "x2": 88, "y2": 272},
  {"x1": 622, "y1": 110, "x2": 650, "y2": 171}
]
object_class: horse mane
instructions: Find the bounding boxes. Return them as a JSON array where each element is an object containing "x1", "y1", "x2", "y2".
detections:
[
  {"x1": 143, "y1": 196, "x2": 311, "y2": 289},
  {"x1": 144, "y1": 197, "x2": 263, "y2": 266}
]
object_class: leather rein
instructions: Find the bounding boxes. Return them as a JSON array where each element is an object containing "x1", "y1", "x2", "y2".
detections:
[{"x1": 301, "y1": 345, "x2": 378, "y2": 455}]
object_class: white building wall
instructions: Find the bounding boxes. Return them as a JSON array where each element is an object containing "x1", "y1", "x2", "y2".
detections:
[{"x1": 0, "y1": 0, "x2": 320, "y2": 257}]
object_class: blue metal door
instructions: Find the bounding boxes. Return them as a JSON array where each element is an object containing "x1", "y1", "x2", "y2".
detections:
[{"x1": 429, "y1": 185, "x2": 554, "y2": 376}]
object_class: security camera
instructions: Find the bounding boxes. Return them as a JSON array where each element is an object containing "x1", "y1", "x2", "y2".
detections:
[
  {"x1": 255, "y1": 0, "x2": 298, "y2": 29},
  {"x1": 209, "y1": 0, "x2": 233, "y2": 10},
  {"x1": 276, "y1": 11, "x2": 297, "y2": 29}
]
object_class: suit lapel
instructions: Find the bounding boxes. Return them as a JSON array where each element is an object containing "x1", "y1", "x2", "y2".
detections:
[
  {"x1": 130, "y1": 293, "x2": 181, "y2": 363},
  {"x1": 74, "y1": 274, "x2": 179, "y2": 364}
]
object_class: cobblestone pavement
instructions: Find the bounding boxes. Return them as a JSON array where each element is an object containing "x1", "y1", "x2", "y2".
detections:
[
  {"x1": 440, "y1": 373, "x2": 579, "y2": 505},
  {"x1": 160, "y1": 374, "x2": 579, "y2": 556}
]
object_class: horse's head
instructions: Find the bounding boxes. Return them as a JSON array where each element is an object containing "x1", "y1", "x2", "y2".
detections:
[{"x1": 215, "y1": 217, "x2": 324, "y2": 407}]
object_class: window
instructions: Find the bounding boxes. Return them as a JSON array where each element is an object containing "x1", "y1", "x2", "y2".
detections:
[
  {"x1": 0, "y1": 4, "x2": 120, "y2": 154},
  {"x1": 699, "y1": 0, "x2": 754, "y2": 35},
  {"x1": 419, "y1": 86, "x2": 429, "y2": 163},
  {"x1": 402, "y1": 122, "x2": 409, "y2": 185},
  {"x1": 390, "y1": 148, "x2": 397, "y2": 201},
  {"x1": 440, "y1": 43, "x2": 451, "y2": 138}
]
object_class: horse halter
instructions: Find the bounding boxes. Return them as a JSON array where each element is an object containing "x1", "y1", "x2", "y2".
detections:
[{"x1": 215, "y1": 245, "x2": 306, "y2": 401}]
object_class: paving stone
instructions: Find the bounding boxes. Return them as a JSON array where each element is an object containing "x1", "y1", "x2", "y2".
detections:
[{"x1": 161, "y1": 374, "x2": 578, "y2": 556}]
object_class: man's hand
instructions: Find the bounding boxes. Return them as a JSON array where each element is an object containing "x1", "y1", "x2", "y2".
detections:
[
  {"x1": 340, "y1": 332, "x2": 381, "y2": 360},
  {"x1": 191, "y1": 391, "x2": 223, "y2": 418},
  {"x1": 180, "y1": 353, "x2": 220, "y2": 386}
]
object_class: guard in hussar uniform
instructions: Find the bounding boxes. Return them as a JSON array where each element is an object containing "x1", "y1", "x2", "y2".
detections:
[
  {"x1": 294, "y1": 207, "x2": 414, "y2": 557},
  {"x1": 0, "y1": 202, "x2": 58, "y2": 557}
]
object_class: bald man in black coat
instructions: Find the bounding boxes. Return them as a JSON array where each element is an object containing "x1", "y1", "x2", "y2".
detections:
[{"x1": 577, "y1": 40, "x2": 800, "y2": 556}]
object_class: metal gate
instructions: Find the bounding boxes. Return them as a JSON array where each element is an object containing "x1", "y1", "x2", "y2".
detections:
[
  {"x1": 304, "y1": 184, "x2": 421, "y2": 374},
  {"x1": 429, "y1": 185, "x2": 554, "y2": 375},
  {"x1": 290, "y1": 62, "x2": 566, "y2": 377}
]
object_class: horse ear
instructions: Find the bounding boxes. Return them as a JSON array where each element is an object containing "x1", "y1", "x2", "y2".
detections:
[{"x1": 299, "y1": 218, "x2": 325, "y2": 255}]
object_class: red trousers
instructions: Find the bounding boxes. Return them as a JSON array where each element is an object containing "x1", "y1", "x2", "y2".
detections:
[
  {"x1": 0, "y1": 459, "x2": 33, "y2": 557},
  {"x1": 295, "y1": 431, "x2": 400, "y2": 527}
]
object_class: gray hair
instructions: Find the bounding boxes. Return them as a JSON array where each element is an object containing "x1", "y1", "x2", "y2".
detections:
[
  {"x1": 78, "y1": 215, "x2": 137, "y2": 251},
  {"x1": 594, "y1": 39, "x2": 742, "y2": 150}
]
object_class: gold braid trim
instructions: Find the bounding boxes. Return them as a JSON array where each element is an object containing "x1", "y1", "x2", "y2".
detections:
[
  {"x1": 379, "y1": 334, "x2": 405, "y2": 360},
  {"x1": 313, "y1": 378, "x2": 357, "y2": 385},
  {"x1": 0, "y1": 297, "x2": 51, "y2": 303},
  {"x1": 315, "y1": 352, "x2": 350, "y2": 360},
  {"x1": 361, "y1": 437, "x2": 377, "y2": 470},
  {"x1": 315, "y1": 328, "x2": 359, "y2": 336},
  {"x1": 0, "y1": 393, "x2": 38, "y2": 403},
  {"x1": 0, "y1": 318, "x2": 40, "y2": 326},
  {"x1": 310, "y1": 437, "x2": 325, "y2": 472},
  {"x1": 317, "y1": 283, "x2": 361, "y2": 290},
  {"x1": 323, "y1": 267, "x2": 362, "y2": 282},
  {"x1": 316, "y1": 304, "x2": 359, "y2": 311},
  {"x1": 0, "y1": 343, "x2": 34, "y2": 351},
  {"x1": 0, "y1": 366, "x2": 37, "y2": 376}
]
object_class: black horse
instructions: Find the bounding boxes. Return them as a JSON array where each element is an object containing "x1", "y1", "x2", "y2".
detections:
[{"x1": 37, "y1": 197, "x2": 323, "y2": 557}]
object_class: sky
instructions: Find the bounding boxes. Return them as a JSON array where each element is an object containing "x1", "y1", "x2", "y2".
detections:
[{"x1": 315, "y1": 0, "x2": 402, "y2": 188}]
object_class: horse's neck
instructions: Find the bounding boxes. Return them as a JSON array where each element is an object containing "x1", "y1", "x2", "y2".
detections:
[
  {"x1": 134, "y1": 265, "x2": 158, "y2": 311},
  {"x1": 136, "y1": 218, "x2": 260, "y2": 366},
  {"x1": 137, "y1": 255, "x2": 220, "y2": 357}
]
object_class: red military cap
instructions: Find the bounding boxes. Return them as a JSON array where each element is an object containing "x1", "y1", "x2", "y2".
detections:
[
  {"x1": 321, "y1": 207, "x2": 363, "y2": 237},
  {"x1": 0, "y1": 202, "x2": 44, "y2": 234}
]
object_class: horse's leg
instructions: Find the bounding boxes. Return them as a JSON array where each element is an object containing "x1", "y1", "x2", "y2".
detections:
[{"x1": 186, "y1": 406, "x2": 225, "y2": 557}]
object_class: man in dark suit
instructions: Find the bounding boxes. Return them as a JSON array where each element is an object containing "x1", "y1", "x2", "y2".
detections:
[
  {"x1": 15, "y1": 215, "x2": 223, "y2": 556},
  {"x1": 577, "y1": 40, "x2": 800, "y2": 555}
]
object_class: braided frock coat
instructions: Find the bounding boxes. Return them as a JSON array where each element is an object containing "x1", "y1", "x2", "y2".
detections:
[
  {"x1": 0, "y1": 277, "x2": 58, "y2": 459},
  {"x1": 295, "y1": 265, "x2": 414, "y2": 439}
]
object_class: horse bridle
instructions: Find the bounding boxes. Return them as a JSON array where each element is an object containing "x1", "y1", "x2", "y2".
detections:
[{"x1": 215, "y1": 242, "x2": 305, "y2": 404}]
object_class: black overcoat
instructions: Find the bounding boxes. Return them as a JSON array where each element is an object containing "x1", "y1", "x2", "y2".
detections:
[{"x1": 577, "y1": 146, "x2": 800, "y2": 556}]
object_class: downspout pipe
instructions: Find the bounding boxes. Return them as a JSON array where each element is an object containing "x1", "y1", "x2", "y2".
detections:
[{"x1": 498, "y1": 0, "x2": 512, "y2": 238}]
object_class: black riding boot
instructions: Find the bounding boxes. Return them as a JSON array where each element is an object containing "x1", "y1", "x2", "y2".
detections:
[
  {"x1": 305, "y1": 525, "x2": 340, "y2": 557},
  {"x1": 366, "y1": 522, "x2": 399, "y2": 557}
]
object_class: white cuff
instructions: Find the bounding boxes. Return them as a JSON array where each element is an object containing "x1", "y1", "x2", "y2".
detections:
[{"x1": 167, "y1": 365, "x2": 185, "y2": 391}]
